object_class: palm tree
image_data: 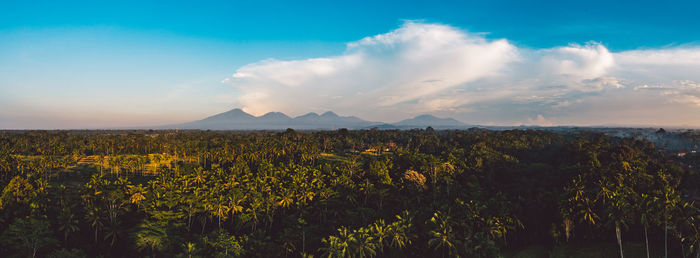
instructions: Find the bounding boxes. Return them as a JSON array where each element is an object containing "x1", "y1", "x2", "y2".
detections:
[
  {"x1": 182, "y1": 190, "x2": 203, "y2": 232},
  {"x1": 601, "y1": 180, "x2": 632, "y2": 258},
  {"x1": 182, "y1": 242, "x2": 196, "y2": 258},
  {"x1": 372, "y1": 220, "x2": 388, "y2": 253},
  {"x1": 135, "y1": 220, "x2": 167, "y2": 258},
  {"x1": 86, "y1": 174, "x2": 103, "y2": 195},
  {"x1": 247, "y1": 196, "x2": 262, "y2": 231},
  {"x1": 278, "y1": 192, "x2": 294, "y2": 209},
  {"x1": 659, "y1": 171, "x2": 680, "y2": 258},
  {"x1": 320, "y1": 235, "x2": 345, "y2": 258},
  {"x1": 389, "y1": 226, "x2": 409, "y2": 250},
  {"x1": 84, "y1": 205, "x2": 104, "y2": 243},
  {"x1": 128, "y1": 184, "x2": 147, "y2": 206},
  {"x1": 151, "y1": 154, "x2": 161, "y2": 173},
  {"x1": 358, "y1": 179, "x2": 374, "y2": 205},
  {"x1": 685, "y1": 214, "x2": 700, "y2": 258},
  {"x1": 336, "y1": 227, "x2": 355, "y2": 257},
  {"x1": 193, "y1": 167, "x2": 206, "y2": 186},
  {"x1": 428, "y1": 212, "x2": 457, "y2": 258},
  {"x1": 103, "y1": 219, "x2": 122, "y2": 247},
  {"x1": 389, "y1": 211, "x2": 413, "y2": 250},
  {"x1": 57, "y1": 207, "x2": 80, "y2": 244},
  {"x1": 227, "y1": 193, "x2": 245, "y2": 226},
  {"x1": 352, "y1": 228, "x2": 377, "y2": 258},
  {"x1": 209, "y1": 196, "x2": 230, "y2": 229},
  {"x1": 639, "y1": 193, "x2": 658, "y2": 258}
]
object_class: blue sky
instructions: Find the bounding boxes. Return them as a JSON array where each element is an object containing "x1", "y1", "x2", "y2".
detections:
[
  {"x1": 4, "y1": 0, "x2": 699, "y2": 49},
  {"x1": 2, "y1": 0, "x2": 700, "y2": 128}
]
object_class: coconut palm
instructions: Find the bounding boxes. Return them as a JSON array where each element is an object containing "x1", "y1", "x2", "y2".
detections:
[
  {"x1": 428, "y1": 212, "x2": 457, "y2": 258},
  {"x1": 57, "y1": 206, "x2": 80, "y2": 244},
  {"x1": 135, "y1": 220, "x2": 167, "y2": 258},
  {"x1": 208, "y1": 195, "x2": 230, "y2": 229},
  {"x1": 352, "y1": 228, "x2": 377, "y2": 258},
  {"x1": 372, "y1": 220, "x2": 388, "y2": 253},
  {"x1": 638, "y1": 193, "x2": 659, "y2": 258},
  {"x1": 84, "y1": 205, "x2": 104, "y2": 243}
]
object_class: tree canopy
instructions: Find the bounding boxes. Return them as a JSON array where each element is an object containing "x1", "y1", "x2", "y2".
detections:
[{"x1": 0, "y1": 129, "x2": 698, "y2": 257}]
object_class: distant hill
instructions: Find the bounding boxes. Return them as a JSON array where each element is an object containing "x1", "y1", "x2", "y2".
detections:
[
  {"x1": 389, "y1": 114, "x2": 467, "y2": 129},
  {"x1": 162, "y1": 108, "x2": 470, "y2": 130},
  {"x1": 172, "y1": 109, "x2": 377, "y2": 130},
  {"x1": 259, "y1": 112, "x2": 291, "y2": 122}
]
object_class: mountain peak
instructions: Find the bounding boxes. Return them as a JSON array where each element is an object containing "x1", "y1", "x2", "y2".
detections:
[
  {"x1": 414, "y1": 114, "x2": 438, "y2": 119},
  {"x1": 261, "y1": 111, "x2": 290, "y2": 118},
  {"x1": 259, "y1": 112, "x2": 291, "y2": 122},
  {"x1": 173, "y1": 109, "x2": 470, "y2": 130},
  {"x1": 321, "y1": 111, "x2": 339, "y2": 117},
  {"x1": 224, "y1": 108, "x2": 252, "y2": 115},
  {"x1": 203, "y1": 108, "x2": 255, "y2": 121},
  {"x1": 298, "y1": 112, "x2": 320, "y2": 118},
  {"x1": 394, "y1": 114, "x2": 465, "y2": 127}
]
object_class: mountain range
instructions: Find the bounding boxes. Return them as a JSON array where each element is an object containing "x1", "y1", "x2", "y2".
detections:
[{"x1": 168, "y1": 108, "x2": 469, "y2": 130}]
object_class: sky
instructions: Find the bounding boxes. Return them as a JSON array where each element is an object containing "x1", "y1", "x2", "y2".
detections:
[{"x1": 2, "y1": 0, "x2": 700, "y2": 129}]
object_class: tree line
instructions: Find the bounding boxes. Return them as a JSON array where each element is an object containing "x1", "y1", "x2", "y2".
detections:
[{"x1": 0, "y1": 129, "x2": 698, "y2": 257}]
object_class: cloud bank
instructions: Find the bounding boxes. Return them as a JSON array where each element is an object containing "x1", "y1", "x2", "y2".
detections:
[{"x1": 224, "y1": 22, "x2": 700, "y2": 127}]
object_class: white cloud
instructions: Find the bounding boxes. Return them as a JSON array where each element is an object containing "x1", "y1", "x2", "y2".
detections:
[
  {"x1": 527, "y1": 114, "x2": 554, "y2": 126},
  {"x1": 226, "y1": 22, "x2": 517, "y2": 118},
  {"x1": 222, "y1": 22, "x2": 700, "y2": 127},
  {"x1": 615, "y1": 48, "x2": 700, "y2": 66},
  {"x1": 537, "y1": 43, "x2": 614, "y2": 80}
]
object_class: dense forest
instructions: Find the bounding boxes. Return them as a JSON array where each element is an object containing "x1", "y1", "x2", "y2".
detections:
[{"x1": 0, "y1": 129, "x2": 699, "y2": 257}]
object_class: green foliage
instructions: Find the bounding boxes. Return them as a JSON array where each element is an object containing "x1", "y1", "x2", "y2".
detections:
[
  {"x1": 0, "y1": 175, "x2": 35, "y2": 211},
  {"x1": 0, "y1": 129, "x2": 697, "y2": 257},
  {"x1": 1, "y1": 217, "x2": 58, "y2": 257},
  {"x1": 134, "y1": 220, "x2": 169, "y2": 256},
  {"x1": 205, "y1": 229, "x2": 245, "y2": 257},
  {"x1": 321, "y1": 211, "x2": 414, "y2": 257}
]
